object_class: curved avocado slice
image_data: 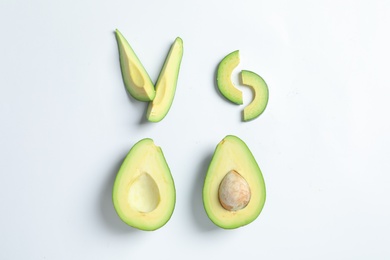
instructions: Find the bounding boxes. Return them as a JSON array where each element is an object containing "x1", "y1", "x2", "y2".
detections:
[
  {"x1": 203, "y1": 135, "x2": 266, "y2": 229},
  {"x1": 146, "y1": 37, "x2": 183, "y2": 122},
  {"x1": 216, "y1": 50, "x2": 243, "y2": 105},
  {"x1": 112, "y1": 138, "x2": 175, "y2": 231},
  {"x1": 240, "y1": 70, "x2": 269, "y2": 121},
  {"x1": 115, "y1": 29, "x2": 156, "y2": 101}
]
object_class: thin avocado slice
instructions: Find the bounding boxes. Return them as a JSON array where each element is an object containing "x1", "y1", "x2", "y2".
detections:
[
  {"x1": 216, "y1": 50, "x2": 243, "y2": 105},
  {"x1": 112, "y1": 138, "x2": 176, "y2": 231},
  {"x1": 146, "y1": 37, "x2": 183, "y2": 122},
  {"x1": 115, "y1": 29, "x2": 156, "y2": 101},
  {"x1": 203, "y1": 135, "x2": 266, "y2": 229},
  {"x1": 240, "y1": 70, "x2": 269, "y2": 121}
]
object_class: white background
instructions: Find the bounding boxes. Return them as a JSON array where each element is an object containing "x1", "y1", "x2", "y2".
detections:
[{"x1": 1, "y1": 0, "x2": 389, "y2": 259}]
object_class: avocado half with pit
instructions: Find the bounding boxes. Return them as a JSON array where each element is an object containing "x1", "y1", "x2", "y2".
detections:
[
  {"x1": 203, "y1": 135, "x2": 266, "y2": 229},
  {"x1": 146, "y1": 37, "x2": 183, "y2": 122},
  {"x1": 112, "y1": 138, "x2": 175, "y2": 231},
  {"x1": 115, "y1": 29, "x2": 156, "y2": 101}
]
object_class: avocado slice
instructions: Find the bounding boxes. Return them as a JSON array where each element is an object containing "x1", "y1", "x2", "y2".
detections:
[
  {"x1": 240, "y1": 70, "x2": 269, "y2": 121},
  {"x1": 115, "y1": 29, "x2": 156, "y2": 101},
  {"x1": 112, "y1": 138, "x2": 175, "y2": 231},
  {"x1": 216, "y1": 50, "x2": 243, "y2": 105},
  {"x1": 203, "y1": 135, "x2": 266, "y2": 229},
  {"x1": 146, "y1": 37, "x2": 183, "y2": 122}
]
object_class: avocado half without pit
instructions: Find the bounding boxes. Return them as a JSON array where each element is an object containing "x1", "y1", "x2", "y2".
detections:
[
  {"x1": 203, "y1": 135, "x2": 266, "y2": 229},
  {"x1": 112, "y1": 138, "x2": 176, "y2": 231}
]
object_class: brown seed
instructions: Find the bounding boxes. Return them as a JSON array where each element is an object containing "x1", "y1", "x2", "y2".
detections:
[{"x1": 218, "y1": 170, "x2": 251, "y2": 211}]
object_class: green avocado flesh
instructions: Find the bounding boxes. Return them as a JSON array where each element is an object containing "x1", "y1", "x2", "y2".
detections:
[
  {"x1": 146, "y1": 37, "x2": 183, "y2": 122},
  {"x1": 115, "y1": 29, "x2": 156, "y2": 101},
  {"x1": 203, "y1": 135, "x2": 266, "y2": 229},
  {"x1": 112, "y1": 138, "x2": 175, "y2": 231},
  {"x1": 216, "y1": 50, "x2": 243, "y2": 105},
  {"x1": 240, "y1": 70, "x2": 269, "y2": 121}
]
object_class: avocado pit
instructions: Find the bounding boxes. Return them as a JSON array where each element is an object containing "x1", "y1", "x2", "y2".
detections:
[{"x1": 218, "y1": 170, "x2": 251, "y2": 211}]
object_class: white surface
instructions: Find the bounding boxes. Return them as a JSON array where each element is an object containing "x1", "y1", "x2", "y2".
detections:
[{"x1": 1, "y1": 0, "x2": 390, "y2": 259}]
